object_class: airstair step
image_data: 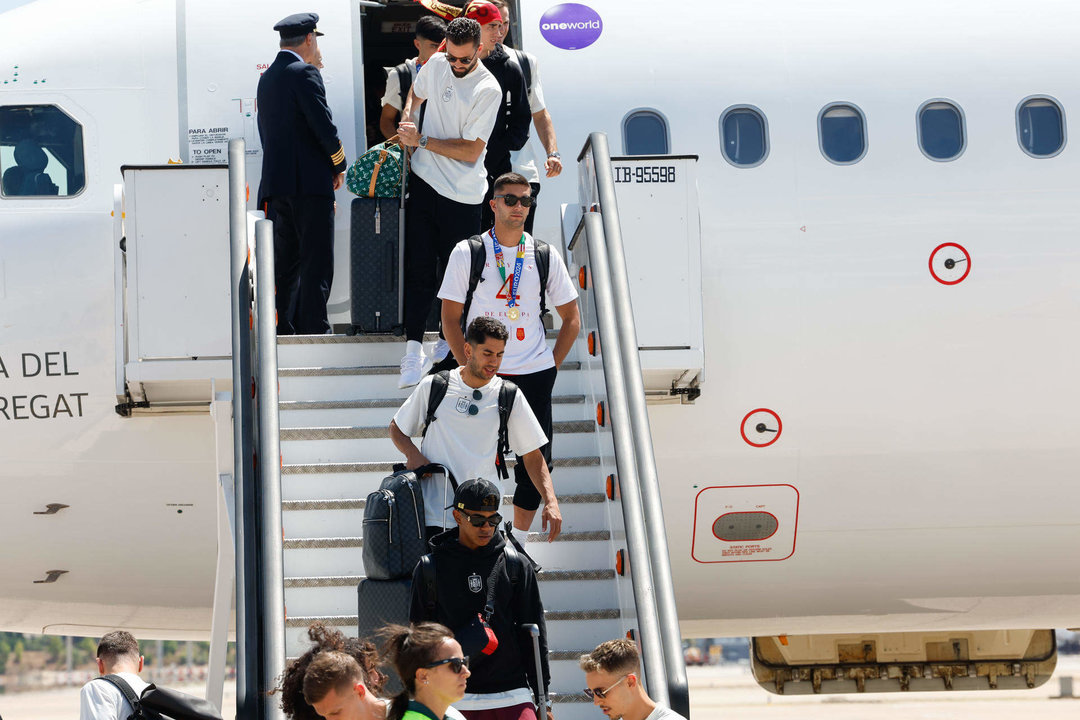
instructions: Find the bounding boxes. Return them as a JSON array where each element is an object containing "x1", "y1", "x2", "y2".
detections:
[
  {"x1": 278, "y1": 363, "x2": 588, "y2": 400},
  {"x1": 280, "y1": 429, "x2": 601, "y2": 465},
  {"x1": 280, "y1": 459, "x2": 604, "y2": 501},
  {"x1": 279, "y1": 395, "x2": 588, "y2": 427},
  {"x1": 283, "y1": 569, "x2": 615, "y2": 588},
  {"x1": 283, "y1": 531, "x2": 613, "y2": 577},
  {"x1": 281, "y1": 493, "x2": 606, "y2": 537}
]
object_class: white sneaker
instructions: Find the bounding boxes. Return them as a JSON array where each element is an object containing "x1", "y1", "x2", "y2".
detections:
[
  {"x1": 432, "y1": 337, "x2": 451, "y2": 364},
  {"x1": 398, "y1": 351, "x2": 425, "y2": 388}
]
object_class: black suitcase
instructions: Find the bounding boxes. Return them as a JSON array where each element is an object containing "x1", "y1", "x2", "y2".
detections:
[
  {"x1": 351, "y1": 146, "x2": 407, "y2": 334},
  {"x1": 357, "y1": 577, "x2": 413, "y2": 693}
]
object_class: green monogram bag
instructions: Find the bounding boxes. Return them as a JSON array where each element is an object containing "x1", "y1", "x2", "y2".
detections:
[{"x1": 346, "y1": 135, "x2": 404, "y2": 198}]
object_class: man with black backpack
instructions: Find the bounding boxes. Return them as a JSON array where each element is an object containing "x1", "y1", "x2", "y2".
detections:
[
  {"x1": 436, "y1": 173, "x2": 580, "y2": 542},
  {"x1": 389, "y1": 316, "x2": 562, "y2": 542},
  {"x1": 410, "y1": 478, "x2": 551, "y2": 720},
  {"x1": 80, "y1": 631, "x2": 149, "y2": 720},
  {"x1": 378, "y1": 16, "x2": 446, "y2": 140}
]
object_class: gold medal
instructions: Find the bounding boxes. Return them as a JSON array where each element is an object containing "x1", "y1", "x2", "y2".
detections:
[{"x1": 507, "y1": 307, "x2": 520, "y2": 321}]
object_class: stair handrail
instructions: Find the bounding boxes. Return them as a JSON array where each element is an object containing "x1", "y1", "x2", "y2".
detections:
[
  {"x1": 577, "y1": 132, "x2": 691, "y2": 717},
  {"x1": 229, "y1": 138, "x2": 287, "y2": 720}
]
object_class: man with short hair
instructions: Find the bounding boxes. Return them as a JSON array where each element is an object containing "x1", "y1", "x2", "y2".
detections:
[
  {"x1": 438, "y1": 172, "x2": 580, "y2": 539},
  {"x1": 410, "y1": 478, "x2": 551, "y2": 720},
  {"x1": 390, "y1": 316, "x2": 562, "y2": 541},
  {"x1": 379, "y1": 16, "x2": 447, "y2": 140},
  {"x1": 79, "y1": 631, "x2": 150, "y2": 720},
  {"x1": 489, "y1": 0, "x2": 563, "y2": 235},
  {"x1": 579, "y1": 640, "x2": 687, "y2": 720},
  {"x1": 257, "y1": 12, "x2": 347, "y2": 335},
  {"x1": 303, "y1": 650, "x2": 391, "y2": 720},
  {"x1": 396, "y1": 17, "x2": 503, "y2": 388}
]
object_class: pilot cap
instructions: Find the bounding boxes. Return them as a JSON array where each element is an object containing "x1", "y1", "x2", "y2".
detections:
[
  {"x1": 274, "y1": 12, "x2": 324, "y2": 37},
  {"x1": 454, "y1": 478, "x2": 501, "y2": 512}
]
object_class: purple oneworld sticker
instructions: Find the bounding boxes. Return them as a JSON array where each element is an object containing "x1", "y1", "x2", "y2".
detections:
[{"x1": 539, "y1": 3, "x2": 603, "y2": 50}]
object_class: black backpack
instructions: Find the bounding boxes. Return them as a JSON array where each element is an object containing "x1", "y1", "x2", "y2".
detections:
[
  {"x1": 95, "y1": 675, "x2": 223, "y2": 720},
  {"x1": 392, "y1": 62, "x2": 412, "y2": 112},
  {"x1": 362, "y1": 468, "x2": 428, "y2": 580},
  {"x1": 506, "y1": 48, "x2": 533, "y2": 100},
  {"x1": 460, "y1": 235, "x2": 551, "y2": 334},
  {"x1": 422, "y1": 370, "x2": 517, "y2": 480}
]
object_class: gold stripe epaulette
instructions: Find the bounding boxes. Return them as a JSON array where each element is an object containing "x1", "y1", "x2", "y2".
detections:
[{"x1": 331, "y1": 146, "x2": 345, "y2": 165}]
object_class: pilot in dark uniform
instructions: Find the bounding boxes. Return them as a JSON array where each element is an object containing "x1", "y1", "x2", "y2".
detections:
[{"x1": 257, "y1": 12, "x2": 347, "y2": 335}]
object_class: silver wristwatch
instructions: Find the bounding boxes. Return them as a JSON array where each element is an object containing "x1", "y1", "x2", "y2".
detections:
[
  {"x1": 419, "y1": 134, "x2": 429, "y2": 149},
  {"x1": 546, "y1": 151, "x2": 561, "y2": 159}
]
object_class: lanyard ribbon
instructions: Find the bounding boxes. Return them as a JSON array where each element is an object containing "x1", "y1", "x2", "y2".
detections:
[{"x1": 490, "y1": 229, "x2": 525, "y2": 313}]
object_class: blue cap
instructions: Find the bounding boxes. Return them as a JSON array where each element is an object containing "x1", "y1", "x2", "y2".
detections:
[{"x1": 274, "y1": 12, "x2": 323, "y2": 37}]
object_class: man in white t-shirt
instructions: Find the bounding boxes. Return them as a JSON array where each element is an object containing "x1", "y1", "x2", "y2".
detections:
[
  {"x1": 396, "y1": 17, "x2": 502, "y2": 389},
  {"x1": 379, "y1": 16, "x2": 446, "y2": 140},
  {"x1": 580, "y1": 639, "x2": 688, "y2": 720},
  {"x1": 438, "y1": 172, "x2": 580, "y2": 539},
  {"x1": 390, "y1": 316, "x2": 562, "y2": 541},
  {"x1": 491, "y1": 0, "x2": 563, "y2": 236},
  {"x1": 79, "y1": 631, "x2": 151, "y2": 720}
]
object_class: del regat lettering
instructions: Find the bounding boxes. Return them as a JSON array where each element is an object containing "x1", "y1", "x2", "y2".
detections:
[{"x1": 0, "y1": 350, "x2": 90, "y2": 420}]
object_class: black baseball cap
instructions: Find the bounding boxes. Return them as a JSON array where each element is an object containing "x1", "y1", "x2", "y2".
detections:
[
  {"x1": 274, "y1": 12, "x2": 324, "y2": 37},
  {"x1": 454, "y1": 478, "x2": 501, "y2": 512}
]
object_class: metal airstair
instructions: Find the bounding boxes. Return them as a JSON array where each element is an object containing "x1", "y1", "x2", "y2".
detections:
[{"x1": 227, "y1": 134, "x2": 689, "y2": 719}]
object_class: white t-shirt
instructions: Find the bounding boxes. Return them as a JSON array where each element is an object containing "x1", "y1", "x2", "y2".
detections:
[
  {"x1": 79, "y1": 673, "x2": 151, "y2": 720},
  {"x1": 456, "y1": 687, "x2": 535, "y2": 711},
  {"x1": 645, "y1": 705, "x2": 688, "y2": 720},
  {"x1": 393, "y1": 369, "x2": 547, "y2": 525},
  {"x1": 439, "y1": 232, "x2": 578, "y2": 375},
  {"x1": 411, "y1": 53, "x2": 502, "y2": 204},
  {"x1": 381, "y1": 58, "x2": 418, "y2": 111},
  {"x1": 509, "y1": 50, "x2": 547, "y2": 184}
]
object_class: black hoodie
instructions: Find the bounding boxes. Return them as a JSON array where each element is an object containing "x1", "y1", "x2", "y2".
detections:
[
  {"x1": 409, "y1": 527, "x2": 550, "y2": 698},
  {"x1": 480, "y1": 43, "x2": 531, "y2": 180}
]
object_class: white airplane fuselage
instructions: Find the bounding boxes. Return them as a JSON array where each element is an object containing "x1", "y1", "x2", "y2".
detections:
[{"x1": 1, "y1": 0, "x2": 1079, "y2": 644}]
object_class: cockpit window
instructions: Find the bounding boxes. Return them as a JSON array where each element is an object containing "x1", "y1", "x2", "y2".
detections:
[
  {"x1": 1016, "y1": 96, "x2": 1065, "y2": 158},
  {"x1": 0, "y1": 105, "x2": 85, "y2": 197},
  {"x1": 918, "y1": 101, "x2": 965, "y2": 161},
  {"x1": 622, "y1": 109, "x2": 670, "y2": 155},
  {"x1": 818, "y1": 103, "x2": 867, "y2": 165}
]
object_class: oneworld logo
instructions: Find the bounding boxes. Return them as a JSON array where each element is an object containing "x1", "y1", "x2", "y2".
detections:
[{"x1": 539, "y1": 3, "x2": 603, "y2": 50}]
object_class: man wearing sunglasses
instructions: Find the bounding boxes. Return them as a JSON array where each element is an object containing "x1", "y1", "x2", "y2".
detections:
[
  {"x1": 438, "y1": 173, "x2": 580, "y2": 544},
  {"x1": 396, "y1": 17, "x2": 503, "y2": 389},
  {"x1": 410, "y1": 478, "x2": 551, "y2": 720},
  {"x1": 579, "y1": 640, "x2": 687, "y2": 720}
]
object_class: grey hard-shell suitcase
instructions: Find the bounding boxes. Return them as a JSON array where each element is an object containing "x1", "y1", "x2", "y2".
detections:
[
  {"x1": 350, "y1": 146, "x2": 407, "y2": 333},
  {"x1": 361, "y1": 469, "x2": 427, "y2": 580}
]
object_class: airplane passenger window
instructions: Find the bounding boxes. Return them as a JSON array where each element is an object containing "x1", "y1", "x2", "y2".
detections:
[
  {"x1": 918, "y1": 101, "x2": 965, "y2": 161},
  {"x1": 720, "y1": 106, "x2": 768, "y2": 167},
  {"x1": 819, "y1": 103, "x2": 867, "y2": 165},
  {"x1": 0, "y1": 105, "x2": 85, "y2": 198},
  {"x1": 623, "y1": 109, "x2": 670, "y2": 155},
  {"x1": 1016, "y1": 97, "x2": 1066, "y2": 158}
]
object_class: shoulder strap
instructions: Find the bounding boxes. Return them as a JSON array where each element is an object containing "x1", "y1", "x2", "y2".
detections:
[
  {"x1": 420, "y1": 554, "x2": 437, "y2": 615},
  {"x1": 396, "y1": 62, "x2": 412, "y2": 111},
  {"x1": 502, "y1": 520, "x2": 541, "y2": 574},
  {"x1": 98, "y1": 674, "x2": 141, "y2": 713},
  {"x1": 512, "y1": 48, "x2": 532, "y2": 96},
  {"x1": 533, "y1": 238, "x2": 550, "y2": 317},
  {"x1": 482, "y1": 552, "x2": 507, "y2": 620},
  {"x1": 494, "y1": 380, "x2": 518, "y2": 480},
  {"x1": 460, "y1": 235, "x2": 487, "y2": 334},
  {"x1": 422, "y1": 372, "x2": 451, "y2": 438}
]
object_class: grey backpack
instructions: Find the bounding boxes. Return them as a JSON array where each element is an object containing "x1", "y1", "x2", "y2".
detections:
[{"x1": 362, "y1": 468, "x2": 427, "y2": 580}]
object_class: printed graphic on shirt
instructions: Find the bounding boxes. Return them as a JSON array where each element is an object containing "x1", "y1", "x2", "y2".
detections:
[{"x1": 468, "y1": 573, "x2": 483, "y2": 593}]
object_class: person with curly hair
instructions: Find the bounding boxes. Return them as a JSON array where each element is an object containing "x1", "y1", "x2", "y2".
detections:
[
  {"x1": 381, "y1": 623, "x2": 470, "y2": 720},
  {"x1": 275, "y1": 623, "x2": 387, "y2": 720}
]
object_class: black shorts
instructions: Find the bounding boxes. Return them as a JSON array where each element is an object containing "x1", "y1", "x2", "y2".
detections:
[{"x1": 500, "y1": 365, "x2": 557, "y2": 512}]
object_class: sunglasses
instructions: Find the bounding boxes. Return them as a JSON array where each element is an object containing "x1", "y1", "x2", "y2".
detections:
[
  {"x1": 423, "y1": 656, "x2": 469, "y2": 674},
  {"x1": 465, "y1": 388, "x2": 482, "y2": 416},
  {"x1": 460, "y1": 510, "x2": 503, "y2": 528},
  {"x1": 445, "y1": 50, "x2": 477, "y2": 65},
  {"x1": 495, "y1": 193, "x2": 535, "y2": 207},
  {"x1": 583, "y1": 675, "x2": 628, "y2": 699}
]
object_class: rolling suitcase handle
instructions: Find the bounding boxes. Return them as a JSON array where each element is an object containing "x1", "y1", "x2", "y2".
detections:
[
  {"x1": 396, "y1": 138, "x2": 409, "y2": 327},
  {"x1": 523, "y1": 623, "x2": 549, "y2": 715}
]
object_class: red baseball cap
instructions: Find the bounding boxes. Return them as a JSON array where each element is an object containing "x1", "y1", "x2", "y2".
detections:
[{"x1": 463, "y1": 1, "x2": 503, "y2": 25}]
